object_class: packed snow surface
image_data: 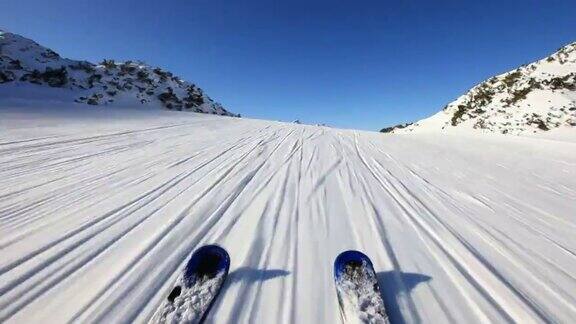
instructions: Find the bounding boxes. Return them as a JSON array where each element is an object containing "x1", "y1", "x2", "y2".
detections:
[{"x1": 1, "y1": 106, "x2": 576, "y2": 323}]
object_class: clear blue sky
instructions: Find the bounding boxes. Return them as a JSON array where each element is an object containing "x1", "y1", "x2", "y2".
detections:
[{"x1": 1, "y1": 1, "x2": 575, "y2": 130}]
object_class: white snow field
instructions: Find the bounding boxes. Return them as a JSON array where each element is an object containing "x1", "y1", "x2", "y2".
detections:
[{"x1": 1, "y1": 106, "x2": 576, "y2": 324}]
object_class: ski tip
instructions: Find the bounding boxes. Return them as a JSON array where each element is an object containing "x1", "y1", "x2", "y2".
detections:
[
  {"x1": 334, "y1": 250, "x2": 374, "y2": 278},
  {"x1": 185, "y1": 245, "x2": 230, "y2": 286}
]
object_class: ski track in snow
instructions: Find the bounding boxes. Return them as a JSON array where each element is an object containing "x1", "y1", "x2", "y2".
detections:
[{"x1": 0, "y1": 108, "x2": 575, "y2": 323}]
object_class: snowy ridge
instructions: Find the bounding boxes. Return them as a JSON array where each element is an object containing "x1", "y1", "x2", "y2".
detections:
[
  {"x1": 0, "y1": 30, "x2": 238, "y2": 116},
  {"x1": 0, "y1": 107, "x2": 575, "y2": 323},
  {"x1": 387, "y1": 42, "x2": 576, "y2": 135}
]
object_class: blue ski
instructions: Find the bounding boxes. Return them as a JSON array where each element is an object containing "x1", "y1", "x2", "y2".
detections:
[
  {"x1": 153, "y1": 245, "x2": 230, "y2": 323},
  {"x1": 334, "y1": 250, "x2": 389, "y2": 324}
]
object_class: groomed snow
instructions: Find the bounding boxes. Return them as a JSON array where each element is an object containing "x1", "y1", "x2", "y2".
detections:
[{"x1": 1, "y1": 106, "x2": 575, "y2": 323}]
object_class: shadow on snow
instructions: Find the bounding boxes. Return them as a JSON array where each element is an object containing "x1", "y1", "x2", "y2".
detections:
[
  {"x1": 377, "y1": 271, "x2": 432, "y2": 324},
  {"x1": 216, "y1": 267, "x2": 428, "y2": 323},
  {"x1": 207, "y1": 266, "x2": 291, "y2": 321},
  {"x1": 226, "y1": 266, "x2": 290, "y2": 285}
]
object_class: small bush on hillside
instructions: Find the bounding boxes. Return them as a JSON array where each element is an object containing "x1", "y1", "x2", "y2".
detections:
[
  {"x1": 153, "y1": 68, "x2": 172, "y2": 82},
  {"x1": 451, "y1": 105, "x2": 467, "y2": 126},
  {"x1": 545, "y1": 73, "x2": 576, "y2": 91},
  {"x1": 0, "y1": 71, "x2": 15, "y2": 83},
  {"x1": 42, "y1": 66, "x2": 68, "y2": 87},
  {"x1": 88, "y1": 74, "x2": 102, "y2": 88},
  {"x1": 101, "y1": 59, "x2": 117, "y2": 69},
  {"x1": 87, "y1": 93, "x2": 103, "y2": 105},
  {"x1": 470, "y1": 87, "x2": 494, "y2": 107},
  {"x1": 380, "y1": 123, "x2": 413, "y2": 133},
  {"x1": 473, "y1": 118, "x2": 486, "y2": 129},
  {"x1": 8, "y1": 59, "x2": 23, "y2": 70},
  {"x1": 503, "y1": 78, "x2": 541, "y2": 106},
  {"x1": 120, "y1": 63, "x2": 137, "y2": 75},
  {"x1": 502, "y1": 71, "x2": 522, "y2": 87},
  {"x1": 20, "y1": 69, "x2": 43, "y2": 84},
  {"x1": 158, "y1": 87, "x2": 183, "y2": 110},
  {"x1": 527, "y1": 114, "x2": 549, "y2": 131},
  {"x1": 183, "y1": 86, "x2": 205, "y2": 108},
  {"x1": 69, "y1": 61, "x2": 95, "y2": 73},
  {"x1": 40, "y1": 49, "x2": 60, "y2": 59},
  {"x1": 137, "y1": 70, "x2": 148, "y2": 80},
  {"x1": 19, "y1": 67, "x2": 68, "y2": 87}
]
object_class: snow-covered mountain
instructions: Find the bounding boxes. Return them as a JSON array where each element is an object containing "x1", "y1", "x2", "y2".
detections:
[
  {"x1": 0, "y1": 30, "x2": 238, "y2": 116},
  {"x1": 385, "y1": 42, "x2": 576, "y2": 135}
]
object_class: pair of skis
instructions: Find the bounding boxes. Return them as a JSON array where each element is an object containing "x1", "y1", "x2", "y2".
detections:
[{"x1": 153, "y1": 246, "x2": 388, "y2": 323}]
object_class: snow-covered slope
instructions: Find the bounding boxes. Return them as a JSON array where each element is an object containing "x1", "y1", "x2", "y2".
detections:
[
  {"x1": 387, "y1": 42, "x2": 576, "y2": 135},
  {"x1": 1, "y1": 105, "x2": 575, "y2": 323},
  {"x1": 0, "y1": 30, "x2": 237, "y2": 116}
]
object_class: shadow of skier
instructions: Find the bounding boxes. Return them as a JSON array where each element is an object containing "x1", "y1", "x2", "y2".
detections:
[
  {"x1": 377, "y1": 271, "x2": 432, "y2": 324},
  {"x1": 208, "y1": 267, "x2": 290, "y2": 321},
  {"x1": 226, "y1": 266, "x2": 290, "y2": 285}
]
